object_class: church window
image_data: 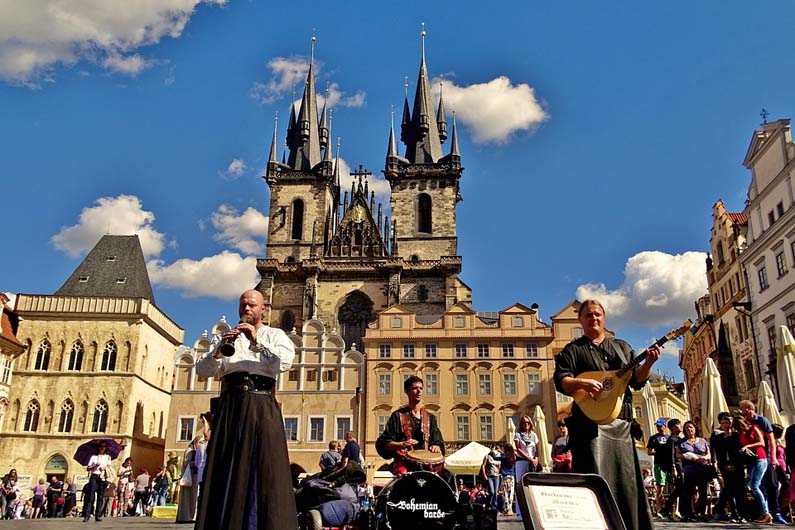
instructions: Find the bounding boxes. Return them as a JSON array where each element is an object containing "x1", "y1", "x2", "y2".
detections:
[
  {"x1": 67, "y1": 341, "x2": 83, "y2": 371},
  {"x1": 34, "y1": 340, "x2": 51, "y2": 370},
  {"x1": 291, "y1": 199, "x2": 304, "y2": 240},
  {"x1": 58, "y1": 400, "x2": 74, "y2": 433},
  {"x1": 281, "y1": 310, "x2": 295, "y2": 333},
  {"x1": 24, "y1": 400, "x2": 40, "y2": 432},
  {"x1": 417, "y1": 285, "x2": 429, "y2": 302},
  {"x1": 92, "y1": 400, "x2": 108, "y2": 432},
  {"x1": 338, "y1": 291, "x2": 375, "y2": 350},
  {"x1": 101, "y1": 341, "x2": 117, "y2": 371},
  {"x1": 417, "y1": 194, "x2": 432, "y2": 234}
]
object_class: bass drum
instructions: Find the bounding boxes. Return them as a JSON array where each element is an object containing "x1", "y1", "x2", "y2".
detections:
[{"x1": 375, "y1": 471, "x2": 457, "y2": 530}]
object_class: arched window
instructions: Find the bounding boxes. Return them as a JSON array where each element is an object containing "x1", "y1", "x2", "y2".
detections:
[
  {"x1": 34, "y1": 340, "x2": 51, "y2": 370},
  {"x1": 418, "y1": 194, "x2": 432, "y2": 234},
  {"x1": 101, "y1": 341, "x2": 117, "y2": 371},
  {"x1": 291, "y1": 199, "x2": 304, "y2": 240},
  {"x1": 175, "y1": 356, "x2": 193, "y2": 391},
  {"x1": 67, "y1": 341, "x2": 84, "y2": 371},
  {"x1": 281, "y1": 310, "x2": 295, "y2": 333},
  {"x1": 58, "y1": 400, "x2": 74, "y2": 433},
  {"x1": 92, "y1": 400, "x2": 108, "y2": 433},
  {"x1": 24, "y1": 400, "x2": 40, "y2": 432},
  {"x1": 338, "y1": 291, "x2": 375, "y2": 350}
]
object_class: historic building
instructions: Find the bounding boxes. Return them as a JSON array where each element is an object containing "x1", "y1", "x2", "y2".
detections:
[
  {"x1": 680, "y1": 295, "x2": 718, "y2": 419},
  {"x1": 0, "y1": 293, "x2": 25, "y2": 431},
  {"x1": 1, "y1": 235, "x2": 183, "y2": 489},
  {"x1": 706, "y1": 199, "x2": 758, "y2": 402},
  {"x1": 739, "y1": 118, "x2": 795, "y2": 399},
  {"x1": 361, "y1": 300, "x2": 594, "y2": 471}
]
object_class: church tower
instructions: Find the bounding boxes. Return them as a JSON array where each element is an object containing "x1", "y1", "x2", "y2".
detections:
[{"x1": 385, "y1": 26, "x2": 463, "y2": 262}]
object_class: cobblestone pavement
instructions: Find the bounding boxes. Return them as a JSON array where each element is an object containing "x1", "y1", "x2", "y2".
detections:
[{"x1": 0, "y1": 516, "x2": 781, "y2": 529}]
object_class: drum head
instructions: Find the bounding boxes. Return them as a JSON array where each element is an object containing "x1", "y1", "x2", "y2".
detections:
[
  {"x1": 406, "y1": 449, "x2": 445, "y2": 464},
  {"x1": 378, "y1": 471, "x2": 457, "y2": 530}
]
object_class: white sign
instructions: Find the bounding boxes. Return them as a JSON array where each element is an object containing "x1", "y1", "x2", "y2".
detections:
[{"x1": 526, "y1": 485, "x2": 609, "y2": 529}]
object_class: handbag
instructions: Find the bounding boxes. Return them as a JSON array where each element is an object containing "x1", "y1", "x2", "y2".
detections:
[
  {"x1": 741, "y1": 447, "x2": 759, "y2": 465},
  {"x1": 179, "y1": 465, "x2": 193, "y2": 487}
]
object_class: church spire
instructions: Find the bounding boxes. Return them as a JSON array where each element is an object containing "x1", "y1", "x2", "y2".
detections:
[
  {"x1": 288, "y1": 35, "x2": 322, "y2": 170},
  {"x1": 323, "y1": 109, "x2": 334, "y2": 162},
  {"x1": 387, "y1": 109, "x2": 397, "y2": 158},
  {"x1": 268, "y1": 114, "x2": 278, "y2": 164},
  {"x1": 450, "y1": 110, "x2": 460, "y2": 158},
  {"x1": 404, "y1": 23, "x2": 443, "y2": 163},
  {"x1": 400, "y1": 76, "x2": 410, "y2": 144},
  {"x1": 437, "y1": 81, "x2": 447, "y2": 143},
  {"x1": 319, "y1": 83, "x2": 330, "y2": 150}
]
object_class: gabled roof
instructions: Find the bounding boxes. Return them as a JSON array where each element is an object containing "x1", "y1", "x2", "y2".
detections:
[
  {"x1": 500, "y1": 302, "x2": 536, "y2": 314},
  {"x1": 549, "y1": 300, "x2": 581, "y2": 319},
  {"x1": 445, "y1": 302, "x2": 475, "y2": 314},
  {"x1": 55, "y1": 235, "x2": 155, "y2": 302},
  {"x1": 726, "y1": 212, "x2": 748, "y2": 225},
  {"x1": 743, "y1": 119, "x2": 791, "y2": 168},
  {"x1": 1, "y1": 305, "x2": 22, "y2": 348}
]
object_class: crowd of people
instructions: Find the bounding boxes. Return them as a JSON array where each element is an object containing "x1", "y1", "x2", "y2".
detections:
[{"x1": 645, "y1": 400, "x2": 795, "y2": 524}]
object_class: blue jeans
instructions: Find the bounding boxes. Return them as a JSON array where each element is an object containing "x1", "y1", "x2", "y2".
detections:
[
  {"x1": 153, "y1": 488, "x2": 168, "y2": 506},
  {"x1": 486, "y1": 475, "x2": 500, "y2": 510},
  {"x1": 748, "y1": 457, "x2": 769, "y2": 516}
]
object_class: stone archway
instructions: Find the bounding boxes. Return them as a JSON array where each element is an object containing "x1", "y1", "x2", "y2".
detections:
[
  {"x1": 337, "y1": 291, "x2": 375, "y2": 350},
  {"x1": 43, "y1": 454, "x2": 68, "y2": 483}
]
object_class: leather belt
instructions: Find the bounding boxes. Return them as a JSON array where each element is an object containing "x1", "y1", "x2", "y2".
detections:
[{"x1": 221, "y1": 372, "x2": 276, "y2": 394}]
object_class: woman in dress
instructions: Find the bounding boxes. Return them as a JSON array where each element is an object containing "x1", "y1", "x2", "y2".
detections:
[
  {"x1": 734, "y1": 414, "x2": 771, "y2": 523},
  {"x1": 674, "y1": 420, "x2": 711, "y2": 522}
]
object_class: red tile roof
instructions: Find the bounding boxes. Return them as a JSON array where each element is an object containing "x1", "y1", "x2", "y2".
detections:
[
  {"x1": 727, "y1": 212, "x2": 748, "y2": 225},
  {"x1": 1, "y1": 305, "x2": 22, "y2": 347}
]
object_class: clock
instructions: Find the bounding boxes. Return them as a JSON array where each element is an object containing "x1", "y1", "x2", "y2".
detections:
[{"x1": 351, "y1": 205, "x2": 366, "y2": 224}]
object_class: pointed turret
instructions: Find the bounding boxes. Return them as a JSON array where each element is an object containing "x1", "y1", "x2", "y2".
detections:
[
  {"x1": 323, "y1": 110, "x2": 334, "y2": 162},
  {"x1": 404, "y1": 24, "x2": 443, "y2": 163},
  {"x1": 400, "y1": 77, "x2": 411, "y2": 145},
  {"x1": 387, "y1": 110, "x2": 398, "y2": 158},
  {"x1": 437, "y1": 81, "x2": 447, "y2": 143},
  {"x1": 319, "y1": 84, "x2": 330, "y2": 150},
  {"x1": 287, "y1": 36, "x2": 322, "y2": 170},
  {"x1": 268, "y1": 114, "x2": 279, "y2": 164},
  {"x1": 450, "y1": 110, "x2": 460, "y2": 158},
  {"x1": 286, "y1": 85, "x2": 297, "y2": 149}
]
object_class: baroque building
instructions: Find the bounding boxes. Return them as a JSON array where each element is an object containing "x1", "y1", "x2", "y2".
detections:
[
  {"x1": 0, "y1": 293, "x2": 25, "y2": 429},
  {"x1": 679, "y1": 295, "x2": 717, "y2": 419},
  {"x1": 739, "y1": 118, "x2": 795, "y2": 398},
  {"x1": 1, "y1": 236, "x2": 183, "y2": 490}
]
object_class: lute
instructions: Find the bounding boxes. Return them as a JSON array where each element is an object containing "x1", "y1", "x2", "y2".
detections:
[{"x1": 572, "y1": 320, "x2": 693, "y2": 425}]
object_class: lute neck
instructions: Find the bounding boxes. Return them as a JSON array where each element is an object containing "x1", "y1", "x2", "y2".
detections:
[{"x1": 615, "y1": 334, "x2": 671, "y2": 378}]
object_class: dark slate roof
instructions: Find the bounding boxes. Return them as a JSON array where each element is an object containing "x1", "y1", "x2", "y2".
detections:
[{"x1": 55, "y1": 235, "x2": 155, "y2": 302}]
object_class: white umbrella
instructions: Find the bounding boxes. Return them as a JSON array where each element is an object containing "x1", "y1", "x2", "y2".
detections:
[
  {"x1": 701, "y1": 358, "x2": 729, "y2": 434},
  {"x1": 641, "y1": 381, "x2": 660, "y2": 442},
  {"x1": 757, "y1": 380, "x2": 784, "y2": 426},
  {"x1": 776, "y1": 325, "x2": 795, "y2": 424},
  {"x1": 506, "y1": 417, "x2": 516, "y2": 448},
  {"x1": 532, "y1": 405, "x2": 551, "y2": 470},
  {"x1": 445, "y1": 441, "x2": 491, "y2": 475}
]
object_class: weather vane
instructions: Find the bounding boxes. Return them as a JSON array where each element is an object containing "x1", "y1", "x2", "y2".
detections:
[{"x1": 761, "y1": 108, "x2": 769, "y2": 124}]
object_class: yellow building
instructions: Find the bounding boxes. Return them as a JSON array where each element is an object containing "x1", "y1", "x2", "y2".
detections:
[
  {"x1": 0, "y1": 294, "x2": 26, "y2": 429},
  {"x1": 361, "y1": 301, "x2": 584, "y2": 472},
  {"x1": 1, "y1": 235, "x2": 183, "y2": 490}
]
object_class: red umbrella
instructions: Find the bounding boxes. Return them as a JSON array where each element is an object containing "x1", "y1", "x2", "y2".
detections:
[{"x1": 73, "y1": 438, "x2": 125, "y2": 466}]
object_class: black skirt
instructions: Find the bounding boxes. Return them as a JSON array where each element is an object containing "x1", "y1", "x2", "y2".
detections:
[{"x1": 195, "y1": 390, "x2": 298, "y2": 530}]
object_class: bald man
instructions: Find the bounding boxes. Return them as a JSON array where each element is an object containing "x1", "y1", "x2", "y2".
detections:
[{"x1": 195, "y1": 289, "x2": 297, "y2": 530}]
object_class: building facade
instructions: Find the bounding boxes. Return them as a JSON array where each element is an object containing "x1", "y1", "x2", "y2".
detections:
[
  {"x1": 679, "y1": 295, "x2": 717, "y2": 419},
  {"x1": 0, "y1": 236, "x2": 183, "y2": 490},
  {"x1": 706, "y1": 199, "x2": 758, "y2": 402},
  {"x1": 740, "y1": 119, "x2": 795, "y2": 399},
  {"x1": 0, "y1": 293, "x2": 25, "y2": 432}
]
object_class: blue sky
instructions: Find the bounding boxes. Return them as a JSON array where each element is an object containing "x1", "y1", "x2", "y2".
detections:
[{"x1": 3, "y1": 1, "x2": 795, "y2": 379}]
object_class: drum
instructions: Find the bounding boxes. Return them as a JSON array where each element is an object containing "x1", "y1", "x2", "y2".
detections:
[
  {"x1": 403, "y1": 449, "x2": 445, "y2": 474},
  {"x1": 376, "y1": 471, "x2": 457, "y2": 530}
]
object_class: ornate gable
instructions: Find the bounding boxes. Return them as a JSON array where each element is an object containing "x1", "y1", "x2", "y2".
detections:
[{"x1": 326, "y1": 170, "x2": 389, "y2": 258}]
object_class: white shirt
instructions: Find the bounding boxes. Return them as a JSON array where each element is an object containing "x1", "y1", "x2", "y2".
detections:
[
  {"x1": 514, "y1": 431, "x2": 539, "y2": 459},
  {"x1": 88, "y1": 454, "x2": 112, "y2": 476},
  {"x1": 195, "y1": 324, "x2": 295, "y2": 380}
]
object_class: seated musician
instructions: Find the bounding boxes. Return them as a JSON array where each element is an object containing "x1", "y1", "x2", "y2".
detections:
[{"x1": 376, "y1": 375, "x2": 448, "y2": 477}]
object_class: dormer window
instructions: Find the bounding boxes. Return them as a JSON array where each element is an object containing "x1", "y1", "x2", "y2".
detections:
[
  {"x1": 105, "y1": 256, "x2": 116, "y2": 262},
  {"x1": 78, "y1": 276, "x2": 89, "y2": 283},
  {"x1": 116, "y1": 277, "x2": 127, "y2": 284}
]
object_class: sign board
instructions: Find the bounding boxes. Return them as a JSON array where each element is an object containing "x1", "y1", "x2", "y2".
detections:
[{"x1": 525, "y1": 485, "x2": 609, "y2": 529}]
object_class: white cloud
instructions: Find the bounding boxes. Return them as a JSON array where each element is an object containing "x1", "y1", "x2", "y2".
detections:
[
  {"x1": 250, "y1": 56, "x2": 365, "y2": 108},
  {"x1": 210, "y1": 205, "x2": 268, "y2": 255},
  {"x1": 51, "y1": 195, "x2": 166, "y2": 258},
  {"x1": 148, "y1": 251, "x2": 259, "y2": 299},
  {"x1": 219, "y1": 158, "x2": 247, "y2": 180},
  {"x1": 0, "y1": 0, "x2": 227, "y2": 86},
  {"x1": 336, "y1": 157, "x2": 390, "y2": 198},
  {"x1": 576, "y1": 251, "x2": 708, "y2": 328},
  {"x1": 431, "y1": 76, "x2": 548, "y2": 144}
]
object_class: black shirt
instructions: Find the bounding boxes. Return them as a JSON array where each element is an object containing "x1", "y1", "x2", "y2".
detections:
[
  {"x1": 710, "y1": 430, "x2": 741, "y2": 468},
  {"x1": 647, "y1": 433, "x2": 672, "y2": 470}
]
